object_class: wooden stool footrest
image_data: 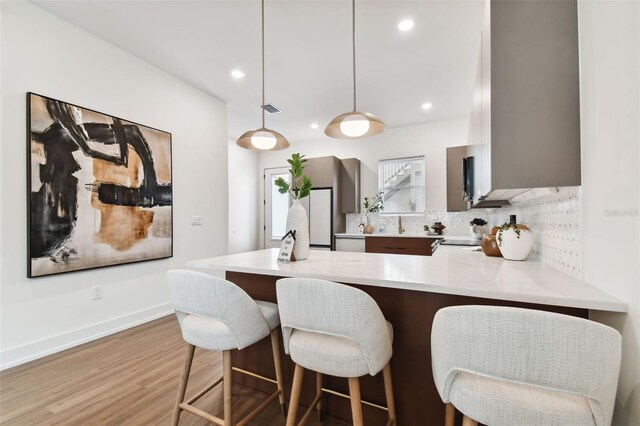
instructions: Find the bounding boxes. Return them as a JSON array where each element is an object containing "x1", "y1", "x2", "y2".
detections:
[
  {"x1": 232, "y1": 366, "x2": 277, "y2": 385},
  {"x1": 178, "y1": 403, "x2": 225, "y2": 426},
  {"x1": 320, "y1": 387, "x2": 389, "y2": 411},
  {"x1": 186, "y1": 377, "x2": 224, "y2": 405}
]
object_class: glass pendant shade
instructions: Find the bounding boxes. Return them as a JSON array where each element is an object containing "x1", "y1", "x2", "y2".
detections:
[
  {"x1": 325, "y1": 111, "x2": 385, "y2": 139},
  {"x1": 236, "y1": 127, "x2": 289, "y2": 151}
]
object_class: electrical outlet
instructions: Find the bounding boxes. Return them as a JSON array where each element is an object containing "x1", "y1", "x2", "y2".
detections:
[
  {"x1": 191, "y1": 216, "x2": 203, "y2": 226},
  {"x1": 92, "y1": 285, "x2": 103, "y2": 300}
]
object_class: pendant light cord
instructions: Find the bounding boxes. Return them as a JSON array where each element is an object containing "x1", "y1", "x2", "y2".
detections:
[
  {"x1": 352, "y1": 0, "x2": 357, "y2": 112},
  {"x1": 262, "y1": 0, "x2": 266, "y2": 129}
]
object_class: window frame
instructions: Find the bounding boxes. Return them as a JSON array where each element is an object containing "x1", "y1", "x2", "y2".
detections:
[{"x1": 378, "y1": 155, "x2": 426, "y2": 215}]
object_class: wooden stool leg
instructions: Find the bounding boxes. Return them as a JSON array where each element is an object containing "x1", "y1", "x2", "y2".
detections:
[
  {"x1": 316, "y1": 372, "x2": 323, "y2": 422},
  {"x1": 172, "y1": 344, "x2": 196, "y2": 426},
  {"x1": 223, "y1": 350, "x2": 233, "y2": 426},
  {"x1": 382, "y1": 362, "x2": 396, "y2": 425},
  {"x1": 270, "y1": 329, "x2": 286, "y2": 416},
  {"x1": 445, "y1": 403, "x2": 455, "y2": 426},
  {"x1": 286, "y1": 364, "x2": 304, "y2": 426},
  {"x1": 348, "y1": 377, "x2": 364, "y2": 426},
  {"x1": 462, "y1": 415, "x2": 478, "y2": 426}
]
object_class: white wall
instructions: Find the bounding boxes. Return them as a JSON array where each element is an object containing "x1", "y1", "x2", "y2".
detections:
[
  {"x1": 0, "y1": 2, "x2": 228, "y2": 369},
  {"x1": 257, "y1": 118, "x2": 469, "y2": 247},
  {"x1": 579, "y1": 1, "x2": 640, "y2": 425},
  {"x1": 228, "y1": 139, "x2": 259, "y2": 253}
]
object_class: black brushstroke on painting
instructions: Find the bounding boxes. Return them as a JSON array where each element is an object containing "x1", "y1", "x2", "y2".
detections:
[{"x1": 29, "y1": 96, "x2": 172, "y2": 260}]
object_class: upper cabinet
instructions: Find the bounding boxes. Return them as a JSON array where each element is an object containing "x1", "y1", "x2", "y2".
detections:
[
  {"x1": 447, "y1": 145, "x2": 482, "y2": 211},
  {"x1": 472, "y1": 0, "x2": 581, "y2": 207},
  {"x1": 339, "y1": 158, "x2": 361, "y2": 214},
  {"x1": 304, "y1": 156, "x2": 361, "y2": 214}
]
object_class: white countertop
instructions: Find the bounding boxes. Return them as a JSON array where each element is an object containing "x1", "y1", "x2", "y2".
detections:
[{"x1": 186, "y1": 248, "x2": 626, "y2": 313}]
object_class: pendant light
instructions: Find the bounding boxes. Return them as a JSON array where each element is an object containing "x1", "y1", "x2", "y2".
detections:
[
  {"x1": 236, "y1": 0, "x2": 289, "y2": 151},
  {"x1": 325, "y1": 0, "x2": 385, "y2": 140}
]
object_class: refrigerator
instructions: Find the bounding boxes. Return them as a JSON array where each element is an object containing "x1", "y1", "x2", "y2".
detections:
[{"x1": 301, "y1": 188, "x2": 333, "y2": 250}]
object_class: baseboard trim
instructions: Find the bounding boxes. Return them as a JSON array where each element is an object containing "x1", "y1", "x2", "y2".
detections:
[{"x1": 0, "y1": 303, "x2": 174, "y2": 371}]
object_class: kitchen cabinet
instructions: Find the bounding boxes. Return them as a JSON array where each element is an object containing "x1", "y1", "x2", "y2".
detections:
[
  {"x1": 447, "y1": 146, "x2": 469, "y2": 212},
  {"x1": 446, "y1": 145, "x2": 482, "y2": 211},
  {"x1": 365, "y1": 236, "x2": 438, "y2": 256},
  {"x1": 338, "y1": 158, "x2": 361, "y2": 214},
  {"x1": 335, "y1": 235, "x2": 365, "y2": 252},
  {"x1": 304, "y1": 156, "x2": 338, "y2": 189},
  {"x1": 471, "y1": 0, "x2": 581, "y2": 206}
]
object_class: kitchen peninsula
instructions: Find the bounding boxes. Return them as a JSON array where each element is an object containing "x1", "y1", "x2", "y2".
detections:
[{"x1": 187, "y1": 249, "x2": 626, "y2": 424}]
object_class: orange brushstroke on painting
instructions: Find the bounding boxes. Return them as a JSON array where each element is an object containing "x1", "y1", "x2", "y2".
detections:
[
  {"x1": 92, "y1": 148, "x2": 153, "y2": 251},
  {"x1": 93, "y1": 203, "x2": 154, "y2": 251}
]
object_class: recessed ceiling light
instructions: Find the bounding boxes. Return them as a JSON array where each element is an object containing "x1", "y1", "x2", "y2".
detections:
[
  {"x1": 310, "y1": 123, "x2": 319, "y2": 129},
  {"x1": 422, "y1": 102, "x2": 433, "y2": 110},
  {"x1": 398, "y1": 19, "x2": 414, "y2": 32},
  {"x1": 230, "y1": 69, "x2": 245, "y2": 79}
]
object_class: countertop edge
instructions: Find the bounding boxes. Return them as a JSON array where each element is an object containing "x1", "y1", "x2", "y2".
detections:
[{"x1": 185, "y1": 259, "x2": 627, "y2": 313}]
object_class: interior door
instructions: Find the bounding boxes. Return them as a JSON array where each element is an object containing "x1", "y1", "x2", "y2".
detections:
[{"x1": 264, "y1": 167, "x2": 290, "y2": 248}]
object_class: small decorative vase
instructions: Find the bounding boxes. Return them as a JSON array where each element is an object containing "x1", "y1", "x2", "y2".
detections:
[
  {"x1": 469, "y1": 225, "x2": 488, "y2": 240},
  {"x1": 431, "y1": 222, "x2": 446, "y2": 235},
  {"x1": 497, "y1": 215, "x2": 533, "y2": 261},
  {"x1": 361, "y1": 214, "x2": 374, "y2": 234},
  {"x1": 286, "y1": 199, "x2": 309, "y2": 260},
  {"x1": 481, "y1": 234, "x2": 502, "y2": 257}
]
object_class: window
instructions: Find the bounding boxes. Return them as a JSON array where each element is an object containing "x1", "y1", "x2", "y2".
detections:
[{"x1": 378, "y1": 156, "x2": 425, "y2": 214}]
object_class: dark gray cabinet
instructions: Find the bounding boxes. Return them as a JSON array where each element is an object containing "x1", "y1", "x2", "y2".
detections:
[{"x1": 339, "y1": 158, "x2": 361, "y2": 214}]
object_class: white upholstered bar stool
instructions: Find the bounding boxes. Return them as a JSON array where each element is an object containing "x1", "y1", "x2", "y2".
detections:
[
  {"x1": 431, "y1": 305, "x2": 622, "y2": 426},
  {"x1": 276, "y1": 277, "x2": 396, "y2": 426},
  {"x1": 167, "y1": 269, "x2": 286, "y2": 425}
]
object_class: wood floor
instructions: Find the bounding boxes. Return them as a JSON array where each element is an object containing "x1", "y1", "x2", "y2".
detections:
[{"x1": 0, "y1": 316, "x2": 349, "y2": 426}]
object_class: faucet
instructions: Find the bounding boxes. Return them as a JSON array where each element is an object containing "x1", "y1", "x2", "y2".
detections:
[{"x1": 398, "y1": 216, "x2": 405, "y2": 235}]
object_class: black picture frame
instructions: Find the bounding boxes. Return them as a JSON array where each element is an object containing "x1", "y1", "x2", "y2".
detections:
[{"x1": 27, "y1": 92, "x2": 173, "y2": 278}]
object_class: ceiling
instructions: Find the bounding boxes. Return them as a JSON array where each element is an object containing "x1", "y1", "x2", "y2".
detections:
[{"x1": 32, "y1": 0, "x2": 486, "y2": 144}]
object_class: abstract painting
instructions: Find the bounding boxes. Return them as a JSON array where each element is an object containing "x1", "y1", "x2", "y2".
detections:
[{"x1": 27, "y1": 93, "x2": 172, "y2": 277}]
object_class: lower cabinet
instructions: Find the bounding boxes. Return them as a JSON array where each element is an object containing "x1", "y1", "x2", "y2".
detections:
[
  {"x1": 335, "y1": 237, "x2": 365, "y2": 252},
  {"x1": 365, "y1": 236, "x2": 437, "y2": 256}
]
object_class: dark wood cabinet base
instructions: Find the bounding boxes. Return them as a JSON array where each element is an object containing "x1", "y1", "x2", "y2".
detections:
[
  {"x1": 365, "y1": 236, "x2": 438, "y2": 256},
  {"x1": 227, "y1": 271, "x2": 587, "y2": 425}
]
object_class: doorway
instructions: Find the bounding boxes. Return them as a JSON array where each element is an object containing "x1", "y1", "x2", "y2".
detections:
[{"x1": 264, "y1": 167, "x2": 290, "y2": 248}]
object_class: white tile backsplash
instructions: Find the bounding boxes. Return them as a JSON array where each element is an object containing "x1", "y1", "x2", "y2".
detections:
[
  {"x1": 346, "y1": 186, "x2": 583, "y2": 279},
  {"x1": 502, "y1": 187, "x2": 583, "y2": 279}
]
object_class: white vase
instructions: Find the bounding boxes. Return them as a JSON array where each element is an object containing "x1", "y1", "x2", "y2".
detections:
[
  {"x1": 497, "y1": 226, "x2": 534, "y2": 261},
  {"x1": 286, "y1": 199, "x2": 309, "y2": 260},
  {"x1": 469, "y1": 225, "x2": 488, "y2": 240},
  {"x1": 361, "y1": 214, "x2": 374, "y2": 234}
]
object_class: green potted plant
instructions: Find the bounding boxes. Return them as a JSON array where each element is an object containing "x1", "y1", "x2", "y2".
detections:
[
  {"x1": 274, "y1": 153, "x2": 312, "y2": 260},
  {"x1": 469, "y1": 218, "x2": 488, "y2": 240},
  {"x1": 361, "y1": 192, "x2": 384, "y2": 234}
]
